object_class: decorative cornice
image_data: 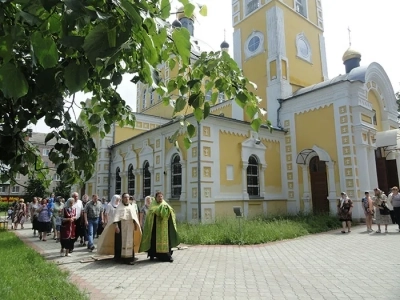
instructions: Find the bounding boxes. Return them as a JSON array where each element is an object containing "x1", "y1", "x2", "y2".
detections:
[
  {"x1": 210, "y1": 99, "x2": 232, "y2": 112},
  {"x1": 219, "y1": 128, "x2": 248, "y2": 137}
]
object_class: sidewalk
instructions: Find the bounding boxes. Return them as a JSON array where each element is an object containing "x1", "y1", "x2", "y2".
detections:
[{"x1": 12, "y1": 220, "x2": 400, "y2": 300}]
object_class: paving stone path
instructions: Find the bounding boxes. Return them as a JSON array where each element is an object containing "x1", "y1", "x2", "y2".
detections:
[{"x1": 9, "y1": 220, "x2": 400, "y2": 300}]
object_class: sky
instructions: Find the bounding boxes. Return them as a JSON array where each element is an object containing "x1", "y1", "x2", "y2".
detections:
[{"x1": 32, "y1": 0, "x2": 400, "y2": 132}]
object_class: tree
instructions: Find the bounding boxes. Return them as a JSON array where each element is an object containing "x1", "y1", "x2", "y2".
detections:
[
  {"x1": 0, "y1": 0, "x2": 269, "y2": 186},
  {"x1": 24, "y1": 178, "x2": 48, "y2": 201},
  {"x1": 53, "y1": 180, "x2": 72, "y2": 200}
]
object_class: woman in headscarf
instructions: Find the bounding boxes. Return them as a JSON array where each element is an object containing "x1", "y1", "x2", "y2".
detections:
[
  {"x1": 60, "y1": 198, "x2": 76, "y2": 256},
  {"x1": 373, "y1": 188, "x2": 391, "y2": 233},
  {"x1": 337, "y1": 192, "x2": 353, "y2": 233},
  {"x1": 104, "y1": 195, "x2": 121, "y2": 226}
]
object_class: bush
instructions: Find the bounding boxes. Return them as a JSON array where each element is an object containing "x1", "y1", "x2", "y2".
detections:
[
  {"x1": 0, "y1": 230, "x2": 88, "y2": 299},
  {"x1": 177, "y1": 213, "x2": 341, "y2": 245},
  {"x1": 0, "y1": 202, "x2": 9, "y2": 213}
]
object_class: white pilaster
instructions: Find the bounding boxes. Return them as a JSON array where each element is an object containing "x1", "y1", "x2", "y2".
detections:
[
  {"x1": 300, "y1": 165, "x2": 311, "y2": 213},
  {"x1": 367, "y1": 147, "x2": 378, "y2": 188},
  {"x1": 260, "y1": 164, "x2": 267, "y2": 198},
  {"x1": 165, "y1": 164, "x2": 171, "y2": 199},
  {"x1": 139, "y1": 168, "x2": 143, "y2": 199},
  {"x1": 326, "y1": 161, "x2": 338, "y2": 215},
  {"x1": 150, "y1": 167, "x2": 154, "y2": 196},
  {"x1": 356, "y1": 144, "x2": 371, "y2": 192},
  {"x1": 319, "y1": 34, "x2": 329, "y2": 81},
  {"x1": 241, "y1": 162, "x2": 249, "y2": 200},
  {"x1": 232, "y1": 29, "x2": 242, "y2": 68},
  {"x1": 180, "y1": 161, "x2": 187, "y2": 201}
]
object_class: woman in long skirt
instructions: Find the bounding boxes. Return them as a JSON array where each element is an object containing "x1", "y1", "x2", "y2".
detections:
[{"x1": 60, "y1": 199, "x2": 76, "y2": 257}]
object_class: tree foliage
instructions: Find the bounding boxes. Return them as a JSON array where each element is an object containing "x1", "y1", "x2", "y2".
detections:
[
  {"x1": 24, "y1": 178, "x2": 48, "y2": 200},
  {"x1": 53, "y1": 180, "x2": 72, "y2": 200},
  {"x1": 0, "y1": 0, "x2": 270, "y2": 186}
]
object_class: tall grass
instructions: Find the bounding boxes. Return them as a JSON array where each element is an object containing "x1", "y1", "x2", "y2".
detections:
[
  {"x1": 0, "y1": 230, "x2": 88, "y2": 300},
  {"x1": 177, "y1": 213, "x2": 341, "y2": 245}
]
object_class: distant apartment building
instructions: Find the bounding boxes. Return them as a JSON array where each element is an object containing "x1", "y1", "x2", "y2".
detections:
[{"x1": 0, "y1": 132, "x2": 60, "y2": 202}]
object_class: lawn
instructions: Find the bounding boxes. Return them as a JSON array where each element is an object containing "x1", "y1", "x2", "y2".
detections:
[
  {"x1": 177, "y1": 213, "x2": 342, "y2": 245},
  {"x1": 0, "y1": 230, "x2": 88, "y2": 300}
]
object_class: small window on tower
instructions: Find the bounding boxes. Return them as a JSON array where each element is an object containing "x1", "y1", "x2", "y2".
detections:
[
  {"x1": 295, "y1": 0, "x2": 307, "y2": 18},
  {"x1": 246, "y1": 0, "x2": 260, "y2": 16}
]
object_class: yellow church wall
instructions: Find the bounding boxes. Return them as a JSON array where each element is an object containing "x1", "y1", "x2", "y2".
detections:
[
  {"x1": 264, "y1": 140, "x2": 282, "y2": 193},
  {"x1": 168, "y1": 201, "x2": 181, "y2": 215},
  {"x1": 280, "y1": 0, "x2": 318, "y2": 27},
  {"x1": 368, "y1": 90, "x2": 383, "y2": 132},
  {"x1": 267, "y1": 201, "x2": 287, "y2": 215},
  {"x1": 215, "y1": 200, "x2": 244, "y2": 218},
  {"x1": 219, "y1": 132, "x2": 246, "y2": 193},
  {"x1": 211, "y1": 104, "x2": 232, "y2": 118},
  {"x1": 115, "y1": 127, "x2": 147, "y2": 144},
  {"x1": 143, "y1": 102, "x2": 175, "y2": 119},
  {"x1": 248, "y1": 202, "x2": 262, "y2": 218},
  {"x1": 281, "y1": 7, "x2": 324, "y2": 86},
  {"x1": 295, "y1": 105, "x2": 339, "y2": 205}
]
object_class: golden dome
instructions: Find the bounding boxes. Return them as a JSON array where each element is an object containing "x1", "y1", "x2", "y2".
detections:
[{"x1": 342, "y1": 47, "x2": 361, "y2": 62}]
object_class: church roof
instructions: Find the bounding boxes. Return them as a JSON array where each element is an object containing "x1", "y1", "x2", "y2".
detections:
[{"x1": 289, "y1": 65, "x2": 367, "y2": 99}]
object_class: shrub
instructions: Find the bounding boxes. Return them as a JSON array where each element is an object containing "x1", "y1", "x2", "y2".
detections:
[{"x1": 177, "y1": 213, "x2": 341, "y2": 245}]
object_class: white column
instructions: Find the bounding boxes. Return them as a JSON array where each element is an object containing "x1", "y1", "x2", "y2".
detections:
[
  {"x1": 300, "y1": 165, "x2": 311, "y2": 213},
  {"x1": 150, "y1": 167, "x2": 155, "y2": 196},
  {"x1": 326, "y1": 161, "x2": 338, "y2": 215},
  {"x1": 134, "y1": 169, "x2": 140, "y2": 200},
  {"x1": 180, "y1": 161, "x2": 187, "y2": 201},
  {"x1": 367, "y1": 146, "x2": 378, "y2": 188},
  {"x1": 138, "y1": 168, "x2": 143, "y2": 199},
  {"x1": 356, "y1": 144, "x2": 371, "y2": 193},
  {"x1": 260, "y1": 164, "x2": 267, "y2": 199},
  {"x1": 165, "y1": 164, "x2": 171, "y2": 199},
  {"x1": 241, "y1": 161, "x2": 249, "y2": 200}
]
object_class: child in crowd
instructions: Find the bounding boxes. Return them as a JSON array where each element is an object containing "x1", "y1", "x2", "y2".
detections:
[{"x1": 7, "y1": 207, "x2": 13, "y2": 219}]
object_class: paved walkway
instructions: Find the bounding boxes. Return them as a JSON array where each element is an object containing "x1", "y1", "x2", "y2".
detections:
[{"x1": 8, "y1": 220, "x2": 400, "y2": 300}]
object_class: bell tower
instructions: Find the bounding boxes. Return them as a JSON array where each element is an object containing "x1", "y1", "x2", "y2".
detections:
[{"x1": 231, "y1": 0, "x2": 329, "y2": 126}]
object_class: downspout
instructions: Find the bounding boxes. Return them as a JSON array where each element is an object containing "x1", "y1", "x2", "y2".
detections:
[
  {"x1": 107, "y1": 123, "x2": 116, "y2": 201},
  {"x1": 197, "y1": 121, "x2": 201, "y2": 222}
]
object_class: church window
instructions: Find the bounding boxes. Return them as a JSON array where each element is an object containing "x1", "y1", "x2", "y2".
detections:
[
  {"x1": 372, "y1": 109, "x2": 377, "y2": 125},
  {"x1": 244, "y1": 32, "x2": 264, "y2": 59},
  {"x1": 247, "y1": 155, "x2": 260, "y2": 197},
  {"x1": 295, "y1": 33, "x2": 311, "y2": 62},
  {"x1": 115, "y1": 167, "x2": 121, "y2": 195},
  {"x1": 143, "y1": 161, "x2": 151, "y2": 198},
  {"x1": 171, "y1": 154, "x2": 182, "y2": 198},
  {"x1": 150, "y1": 91, "x2": 154, "y2": 105},
  {"x1": 248, "y1": 36, "x2": 260, "y2": 53},
  {"x1": 295, "y1": 0, "x2": 307, "y2": 18},
  {"x1": 128, "y1": 164, "x2": 135, "y2": 196},
  {"x1": 205, "y1": 80, "x2": 212, "y2": 101},
  {"x1": 164, "y1": 62, "x2": 170, "y2": 81},
  {"x1": 218, "y1": 92, "x2": 225, "y2": 103},
  {"x1": 246, "y1": 0, "x2": 260, "y2": 16}
]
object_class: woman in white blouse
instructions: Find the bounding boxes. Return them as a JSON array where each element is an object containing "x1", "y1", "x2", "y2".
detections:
[{"x1": 104, "y1": 195, "x2": 121, "y2": 226}]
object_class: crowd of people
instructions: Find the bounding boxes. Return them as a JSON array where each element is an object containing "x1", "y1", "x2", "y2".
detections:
[
  {"x1": 9, "y1": 191, "x2": 179, "y2": 263},
  {"x1": 337, "y1": 187, "x2": 400, "y2": 233}
]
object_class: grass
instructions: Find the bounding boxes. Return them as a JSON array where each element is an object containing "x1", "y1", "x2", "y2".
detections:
[
  {"x1": 0, "y1": 230, "x2": 88, "y2": 300},
  {"x1": 177, "y1": 213, "x2": 342, "y2": 245}
]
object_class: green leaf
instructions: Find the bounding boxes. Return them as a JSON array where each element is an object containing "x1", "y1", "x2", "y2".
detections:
[
  {"x1": 183, "y1": 137, "x2": 192, "y2": 149},
  {"x1": 172, "y1": 28, "x2": 191, "y2": 66},
  {"x1": 246, "y1": 105, "x2": 258, "y2": 119},
  {"x1": 45, "y1": 132, "x2": 55, "y2": 144},
  {"x1": 31, "y1": 32, "x2": 59, "y2": 69},
  {"x1": 167, "y1": 79, "x2": 177, "y2": 93},
  {"x1": 187, "y1": 124, "x2": 195, "y2": 138},
  {"x1": 0, "y1": 63, "x2": 29, "y2": 99},
  {"x1": 160, "y1": 0, "x2": 171, "y2": 19},
  {"x1": 83, "y1": 23, "x2": 108, "y2": 66},
  {"x1": 64, "y1": 61, "x2": 89, "y2": 93},
  {"x1": 40, "y1": 0, "x2": 60, "y2": 12},
  {"x1": 184, "y1": 3, "x2": 195, "y2": 17},
  {"x1": 204, "y1": 102, "x2": 210, "y2": 119},
  {"x1": 120, "y1": 0, "x2": 142, "y2": 24},
  {"x1": 250, "y1": 118, "x2": 262, "y2": 132},
  {"x1": 199, "y1": 5, "x2": 208, "y2": 16},
  {"x1": 57, "y1": 163, "x2": 68, "y2": 174},
  {"x1": 107, "y1": 27, "x2": 117, "y2": 48},
  {"x1": 140, "y1": 31, "x2": 158, "y2": 65},
  {"x1": 59, "y1": 36, "x2": 85, "y2": 50},
  {"x1": 89, "y1": 114, "x2": 102, "y2": 125},
  {"x1": 0, "y1": 35, "x2": 13, "y2": 63},
  {"x1": 194, "y1": 108, "x2": 203, "y2": 122},
  {"x1": 111, "y1": 72, "x2": 123, "y2": 85},
  {"x1": 175, "y1": 97, "x2": 186, "y2": 113}
]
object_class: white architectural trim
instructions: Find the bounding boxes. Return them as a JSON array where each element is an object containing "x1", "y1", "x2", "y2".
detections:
[
  {"x1": 244, "y1": 31, "x2": 265, "y2": 60},
  {"x1": 295, "y1": 32, "x2": 312, "y2": 63},
  {"x1": 319, "y1": 34, "x2": 328, "y2": 80},
  {"x1": 232, "y1": 29, "x2": 242, "y2": 68}
]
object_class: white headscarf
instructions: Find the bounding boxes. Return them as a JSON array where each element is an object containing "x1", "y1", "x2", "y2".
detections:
[
  {"x1": 339, "y1": 192, "x2": 349, "y2": 208},
  {"x1": 110, "y1": 195, "x2": 120, "y2": 208}
]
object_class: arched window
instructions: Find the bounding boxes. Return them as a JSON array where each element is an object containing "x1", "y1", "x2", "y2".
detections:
[
  {"x1": 115, "y1": 167, "x2": 121, "y2": 195},
  {"x1": 171, "y1": 154, "x2": 182, "y2": 198},
  {"x1": 247, "y1": 155, "x2": 259, "y2": 196},
  {"x1": 128, "y1": 164, "x2": 135, "y2": 196},
  {"x1": 143, "y1": 161, "x2": 151, "y2": 198}
]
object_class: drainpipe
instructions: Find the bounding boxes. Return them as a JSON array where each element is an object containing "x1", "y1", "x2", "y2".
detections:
[{"x1": 197, "y1": 121, "x2": 201, "y2": 222}]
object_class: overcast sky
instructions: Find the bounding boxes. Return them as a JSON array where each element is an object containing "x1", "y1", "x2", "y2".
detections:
[{"x1": 32, "y1": 0, "x2": 400, "y2": 132}]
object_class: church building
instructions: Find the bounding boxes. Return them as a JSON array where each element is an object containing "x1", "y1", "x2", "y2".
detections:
[{"x1": 82, "y1": 0, "x2": 399, "y2": 221}]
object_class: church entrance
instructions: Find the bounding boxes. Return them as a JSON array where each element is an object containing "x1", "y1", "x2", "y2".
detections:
[
  {"x1": 309, "y1": 156, "x2": 329, "y2": 214},
  {"x1": 375, "y1": 148, "x2": 399, "y2": 194}
]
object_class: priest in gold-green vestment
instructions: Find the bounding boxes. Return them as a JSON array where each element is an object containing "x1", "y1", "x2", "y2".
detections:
[{"x1": 139, "y1": 191, "x2": 179, "y2": 262}]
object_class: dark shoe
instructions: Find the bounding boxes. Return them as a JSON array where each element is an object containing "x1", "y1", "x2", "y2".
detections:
[
  {"x1": 169, "y1": 257, "x2": 174, "y2": 263},
  {"x1": 341, "y1": 231, "x2": 346, "y2": 234},
  {"x1": 149, "y1": 256, "x2": 154, "y2": 261},
  {"x1": 89, "y1": 246, "x2": 95, "y2": 252}
]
